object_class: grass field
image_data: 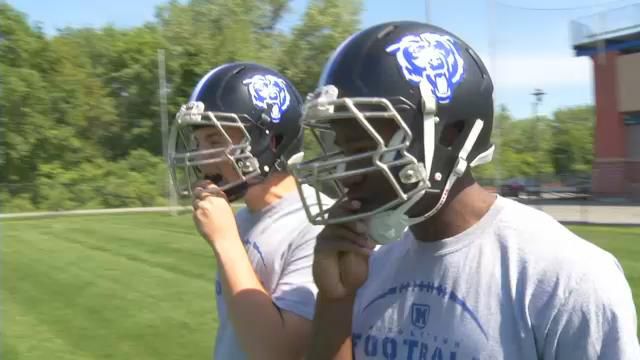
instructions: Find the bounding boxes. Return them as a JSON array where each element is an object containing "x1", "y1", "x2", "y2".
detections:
[
  {"x1": 1, "y1": 213, "x2": 218, "y2": 360},
  {"x1": 1, "y1": 213, "x2": 639, "y2": 359}
]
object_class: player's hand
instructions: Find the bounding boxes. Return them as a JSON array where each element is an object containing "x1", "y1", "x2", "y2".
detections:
[
  {"x1": 191, "y1": 180, "x2": 239, "y2": 247},
  {"x1": 313, "y1": 200, "x2": 376, "y2": 300}
]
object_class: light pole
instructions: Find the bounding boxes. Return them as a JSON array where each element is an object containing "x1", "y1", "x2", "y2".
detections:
[
  {"x1": 531, "y1": 88, "x2": 546, "y2": 197},
  {"x1": 158, "y1": 49, "x2": 175, "y2": 215},
  {"x1": 531, "y1": 88, "x2": 546, "y2": 115},
  {"x1": 426, "y1": 0, "x2": 431, "y2": 23}
]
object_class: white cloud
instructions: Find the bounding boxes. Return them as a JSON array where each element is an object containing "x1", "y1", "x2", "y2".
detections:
[{"x1": 479, "y1": 53, "x2": 593, "y2": 88}]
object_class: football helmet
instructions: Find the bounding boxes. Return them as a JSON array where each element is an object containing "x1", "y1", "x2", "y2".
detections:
[
  {"x1": 168, "y1": 62, "x2": 305, "y2": 201},
  {"x1": 288, "y1": 22, "x2": 495, "y2": 243}
]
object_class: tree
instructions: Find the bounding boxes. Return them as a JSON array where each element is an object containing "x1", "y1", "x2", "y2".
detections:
[
  {"x1": 0, "y1": 3, "x2": 53, "y2": 73},
  {"x1": 473, "y1": 104, "x2": 513, "y2": 183},
  {"x1": 155, "y1": 0, "x2": 291, "y2": 113},
  {"x1": 0, "y1": 4, "x2": 53, "y2": 188},
  {"x1": 0, "y1": 0, "x2": 423, "y2": 211},
  {"x1": 550, "y1": 105, "x2": 595, "y2": 178},
  {"x1": 278, "y1": 0, "x2": 362, "y2": 96},
  {"x1": 0, "y1": 66, "x2": 50, "y2": 186}
]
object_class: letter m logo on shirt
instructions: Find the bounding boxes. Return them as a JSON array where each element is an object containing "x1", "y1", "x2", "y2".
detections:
[{"x1": 411, "y1": 303, "x2": 430, "y2": 329}]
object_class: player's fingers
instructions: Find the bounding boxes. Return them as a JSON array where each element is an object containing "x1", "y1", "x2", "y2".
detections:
[
  {"x1": 319, "y1": 225, "x2": 375, "y2": 250},
  {"x1": 346, "y1": 199, "x2": 362, "y2": 210},
  {"x1": 327, "y1": 199, "x2": 362, "y2": 217},
  {"x1": 339, "y1": 251, "x2": 369, "y2": 290},
  {"x1": 313, "y1": 252, "x2": 349, "y2": 299},
  {"x1": 191, "y1": 179, "x2": 213, "y2": 192},
  {"x1": 204, "y1": 187, "x2": 227, "y2": 201},
  {"x1": 325, "y1": 200, "x2": 370, "y2": 234},
  {"x1": 315, "y1": 236, "x2": 373, "y2": 257},
  {"x1": 191, "y1": 191, "x2": 218, "y2": 210},
  {"x1": 193, "y1": 185, "x2": 226, "y2": 201},
  {"x1": 327, "y1": 224, "x2": 372, "y2": 248}
]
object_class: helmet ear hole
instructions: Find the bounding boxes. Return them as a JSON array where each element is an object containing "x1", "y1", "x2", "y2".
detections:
[
  {"x1": 439, "y1": 120, "x2": 466, "y2": 149},
  {"x1": 272, "y1": 134, "x2": 283, "y2": 151}
]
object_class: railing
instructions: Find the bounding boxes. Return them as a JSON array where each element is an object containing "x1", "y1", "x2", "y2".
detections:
[{"x1": 571, "y1": 3, "x2": 640, "y2": 46}]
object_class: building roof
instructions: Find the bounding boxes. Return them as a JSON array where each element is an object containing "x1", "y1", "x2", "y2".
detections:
[{"x1": 571, "y1": 3, "x2": 640, "y2": 56}]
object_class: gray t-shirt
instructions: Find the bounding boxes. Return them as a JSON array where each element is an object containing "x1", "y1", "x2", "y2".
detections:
[
  {"x1": 352, "y1": 196, "x2": 639, "y2": 359},
  {"x1": 213, "y1": 185, "x2": 332, "y2": 360}
]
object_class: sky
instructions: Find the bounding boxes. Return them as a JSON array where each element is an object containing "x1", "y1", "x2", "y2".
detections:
[{"x1": 8, "y1": 0, "x2": 637, "y2": 118}]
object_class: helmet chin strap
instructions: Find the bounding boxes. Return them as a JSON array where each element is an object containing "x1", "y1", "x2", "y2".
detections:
[{"x1": 366, "y1": 81, "x2": 485, "y2": 245}]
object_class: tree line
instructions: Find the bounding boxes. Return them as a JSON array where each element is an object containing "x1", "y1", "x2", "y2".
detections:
[{"x1": 0, "y1": 1, "x2": 593, "y2": 212}]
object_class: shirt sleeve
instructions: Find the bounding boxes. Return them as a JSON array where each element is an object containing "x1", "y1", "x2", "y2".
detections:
[
  {"x1": 271, "y1": 224, "x2": 321, "y2": 320},
  {"x1": 542, "y1": 255, "x2": 640, "y2": 360}
]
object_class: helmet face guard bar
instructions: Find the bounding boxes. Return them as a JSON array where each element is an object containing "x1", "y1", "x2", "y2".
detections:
[
  {"x1": 168, "y1": 101, "x2": 261, "y2": 199},
  {"x1": 289, "y1": 86, "x2": 435, "y2": 225}
]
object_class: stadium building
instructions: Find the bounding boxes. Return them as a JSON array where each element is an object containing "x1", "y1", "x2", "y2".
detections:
[{"x1": 571, "y1": 3, "x2": 640, "y2": 200}]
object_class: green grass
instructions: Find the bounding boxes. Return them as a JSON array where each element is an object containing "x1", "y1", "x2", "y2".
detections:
[
  {"x1": 1, "y1": 213, "x2": 218, "y2": 360},
  {"x1": 568, "y1": 224, "x2": 640, "y2": 334},
  {"x1": 1, "y1": 214, "x2": 638, "y2": 359}
]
